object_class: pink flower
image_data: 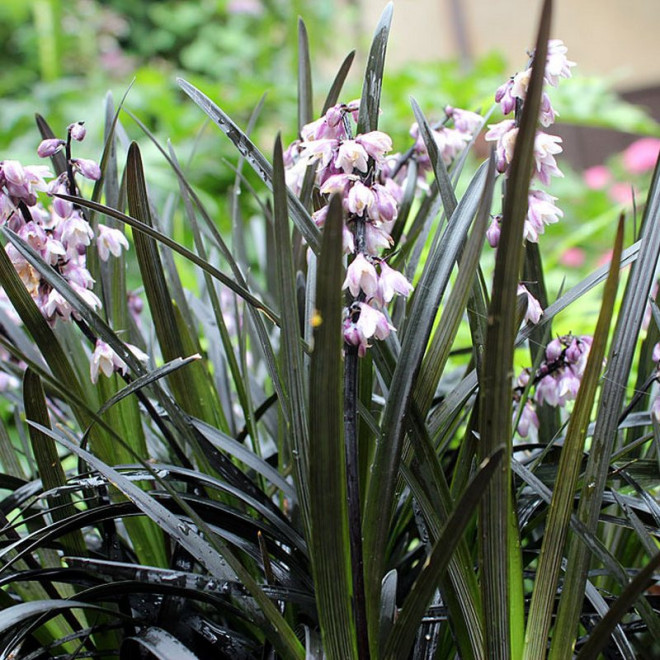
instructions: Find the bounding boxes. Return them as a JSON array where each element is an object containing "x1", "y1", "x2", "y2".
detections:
[
  {"x1": 90, "y1": 340, "x2": 148, "y2": 384},
  {"x1": 583, "y1": 165, "x2": 611, "y2": 190},
  {"x1": 622, "y1": 138, "x2": 660, "y2": 175},
  {"x1": 71, "y1": 158, "x2": 101, "y2": 181},
  {"x1": 343, "y1": 253, "x2": 379, "y2": 298},
  {"x1": 559, "y1": 247, "x2": 585, "y2": 268},
  {"x1": 526, "y1": 189, "x2": 563, "y2": 242},
  {"x1": 516, "y1": 400, "x2": 539, "y2": 438},
  {"x1": 517, "y1": 284, "x2": 543, "y2": 324},
  {"x1": 346, "y1": 181, "x2": 375, "y2": 217},
  {"x1": 485, "y1": 120, "x2": 517, "y2": 173},
  {"x1": 356, "y1": 131, "x2": 392, "y2": 162},
  {"x1": 533, "y1": 132, "x2": 563, "y2": 185},
  {"x1": 364, "y1": 223, "x2": 393, "y2": 254},
  {"x1": 97, "y1": 224, "x2": 129, "y2": 261},
  {"x1": 539, "y1": 92, "x2": 558, "y2": 128},
  {"x1": 445, "y1": 106, "x2": 483, "y2": 134},
  {"x1": 495, "y1": 79, "x2": 517, "y2": 115},
  {"x1": 377, "y1": 261, "x2": 413, "y2": 304},
  {"x1": 486, "y1": 216, "x2": 501, "y2": 248},
  {"x1": 544, "y1": 40, "x2": 575, "y2": 87},
  {"x1": 60, "y1": 212, "x2": 94, "y2": 252},
  {"x1": 609, "y1": 182, "x2": 636, "y2": 206},
  {"x1": 300, "y1": 138, "x2": 338, "y2": 170},
  {"x1": 335, "y1": 140, "x2": 369, "y2": 174},
  {"x1": 370, "y1": 183, "x2": 398, "y2": 224}
]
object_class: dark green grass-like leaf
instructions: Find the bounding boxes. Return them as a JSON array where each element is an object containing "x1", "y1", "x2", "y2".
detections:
[
  {"x1": 189, "y1": 418, "x2": 296, "y2": 503},
  {"x1": 122, "y1": 625, "x2": 200, "y2": 659},
  {"x1": 357, "y1": 2, "x2": 393, "y2": 134},
  {"x1": 297, "y1": 18, "x2": 313, "y2": 131},
  {"x1": 35, "y1": 114, "x2": 68, "y2": 176},
  {"x1": 23, "y1": 369, "x2": 86, "y2": 557},
  {"x1": 550, "y1": 153, "x2": 660, "y2": 659},
  {"x1": 126, "y1": 142, "x2": 218, "y2": 425},
  {"x1": 362, "y1": 159, "x2": 488, "y2": 644},
  {"x1": 0, "y1": 600, "x2": 119, "y2": 640},
  {"x1": 575, "y1": 549, "x2": 660, "y2": 660},
  {"x1": 410, "y1": 98, "x2": 457, "y2": 221},
  {"x1": 523, "y1": 218, "x2": 624, "y2": 659},
  {"x1": 0, "y1": 233, "x2": 87, "y2": 424},
  {"x1": 54, "y1": 193, "x2": 276, "y2": 322},
  {"x1": 415, "y1": 152, "x2": 496, "y2": 414},
  {"x1": 36, "y1": 426, "x2": 305, "y2": 660},
  {"x1": 401, "y1": 416, "x2": 484, "y2": 660},
  {"x1": 272, "y1": 134, "x2": 311, "y2": 537},
  {"x1": 308, "y1": 194, "x2": 357, "y2": 660},
  {"x1": 383, "y1": 449, "x2": 503, "y2": 660},
  {"x1": 322, "y1": 50, "x2": 356, "y2": 115},
  {"x1": 176, "y1": 78, "x2": 321, "y2": 254},
  {"x1": 477, "y1": 3, "x2": 551, "y2": 657}
]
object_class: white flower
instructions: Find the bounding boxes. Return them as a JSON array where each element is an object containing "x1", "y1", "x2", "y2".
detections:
[{"x1": 97, "y1": 224, "x2": 129, "y2": 261}]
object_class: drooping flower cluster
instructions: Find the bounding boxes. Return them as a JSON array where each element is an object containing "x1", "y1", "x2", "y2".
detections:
[
  {"x1": 0, "y1": 122, "x2": 136, "y2": 385},
  {"x1": 285, "y1": 100, "x2": 484, "y2": 355},
  {"x1": 514, "y1": 333, "x2": 592, "y2": 438},
  {"x1": 285, "y1": 101, "x2": 414, "y2": 355},
  {"x1": 486, "y1": 40, "x2": 575, "y2": 246},
  {"x1": 408, "y1": 105, "x2": 483, "y2": 178}
]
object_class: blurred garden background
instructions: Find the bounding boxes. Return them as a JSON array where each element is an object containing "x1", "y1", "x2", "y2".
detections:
[{"x1": 2, "y1": 0, "x2": 660, "y2": 334}]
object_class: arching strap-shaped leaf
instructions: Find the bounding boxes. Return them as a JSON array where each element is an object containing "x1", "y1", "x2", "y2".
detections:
[
  {"x1": 357, "y1": 2, "x2": 393, "y2": 134},
  {"x1": 122, "y1": 626, "x2": 200, "y2": 660},
  {"x1": 322, "y1": 51, "x2": 356, "y2": 115},
  {"x1": 177, "y1": 78, "x2": 321, "y2": 254}
]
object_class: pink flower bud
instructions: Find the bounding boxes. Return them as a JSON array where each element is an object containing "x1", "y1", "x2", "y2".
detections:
[
  {"x1": 71, "y1": 158, "x2": 101, "y2": 181},
  {"x1": 68, "y1": 122, "x2": 87, "y2": 141},
  {"x1": 37, "y1": 139, "x2": 65, "y2": 158}
]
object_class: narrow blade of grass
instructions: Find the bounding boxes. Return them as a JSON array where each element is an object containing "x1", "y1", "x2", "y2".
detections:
[
  {"x1": 322, "y1": 50, "x2": 356, "y2": 115},
  {"x1": 523, "y1": 218, "x2": 623, "y2": 658},
  {"x1": 297, "y1": 18, "x2": 313, "y2": 131},
  {"x1": 551, "y1": 153, "x2": 660, "y2": 659},
  {"x1": 177, "y1": 78, "x2": 321, "y2": 254},
  {"x1": 383, "y1": 449, "x2": 503, "y2": 659},
  {"x1": 23, "y1": 369, "x2": 86, "y2": 556},
  {"x1": 272, "y1": 134, "x2": 311, "y2": 537},
  {"x1": 478, "y1": 2, "x2": 552, "y2": 657},
  {"x1": 356, "y1": 2, "x2": 393, "y2": 134},
  {"x1": 308, "y1": 194, "x2": 357, "y2": 659}
]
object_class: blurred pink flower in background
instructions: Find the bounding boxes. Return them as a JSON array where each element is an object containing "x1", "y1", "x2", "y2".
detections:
[
  {"x1": 622, "y1": 137, "x2": 660, "y2": 174},
  {"x1": 609, "y1": 182, "x2": 637, "y2": 205},
  {"x1": 583, "y1": 165, "x2": 611, "y2": 190},
  {"x1": 559, "y1": 247, "x2": 585, "y2": 268}
]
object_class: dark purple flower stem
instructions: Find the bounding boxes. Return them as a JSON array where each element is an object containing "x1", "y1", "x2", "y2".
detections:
[{"x1": 344, "y1": 215, "x2": 370, "y2": 660}]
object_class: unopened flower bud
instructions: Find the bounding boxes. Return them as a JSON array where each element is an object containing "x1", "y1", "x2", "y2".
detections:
[
  {"x1": 37, "y1": 139, "x2": 65, "y2": 158},
  {"x1": 68, "y1": 122, "x2": 87, "y2": 141}
]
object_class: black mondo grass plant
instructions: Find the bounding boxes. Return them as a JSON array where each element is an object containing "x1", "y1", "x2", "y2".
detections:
[{"x1": 0, "y1": 0, "x2": 660, "y2": 657}]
